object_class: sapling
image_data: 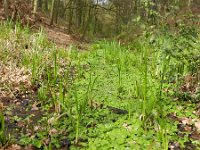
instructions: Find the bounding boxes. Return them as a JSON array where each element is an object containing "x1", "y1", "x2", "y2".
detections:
[
  {"x1": 0, "y1": 112, "x2": 5, "y2": 146},
  {"x1": 53, "y1": 47, "x2": 58, "y2": 85},
  {"x1": 73, "y1": 85, "x2": 81, "y2": 144},
  {"x1": 142, "y1": 46, "x2": 148, "y2": 120},
  {"x1": 117, "y1": 43, "x2": 123, "y2": 97}
]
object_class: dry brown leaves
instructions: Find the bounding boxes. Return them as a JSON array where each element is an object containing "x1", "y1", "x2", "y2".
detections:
[
  {"x1": 3, "y1": 144, "x2": 21, "y2": 150},
  {"x1": 3, "y1": 144, "x2": 34, "y2": 150},
  {"x1": 44, "y1": 27, "x2": 74, "y2": 48},
  {"x1": 0, "y1": 61, "x2": 32, "y2": 98},
  {"x1": 169, "y1": 113, "x2": 200, "y2": 140},
  {"x1": 181, "y1": 72, "x2": 200, "y2": 95}
]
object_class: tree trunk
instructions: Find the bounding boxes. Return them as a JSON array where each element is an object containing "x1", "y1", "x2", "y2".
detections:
[
  {"x1": 188, "y1": 0, "x2": 191, "y2": 9},
  {"x1": 33, "y1": 0, "x2": 38, "y2": 19},
  {"x1": 3, "y1": 0, "x2": 9, "y2": 19},
  {"x1": 38, "y1": 0, "x2": 42, "y2": 9},
  {"x1": 116, "y1": 6, "x2": 121, "y2": 34},
  {"x1": 82, "y1": 4, "x2": 92, "y2": 39},
  {"x1": 43, "y1": 0, "x2": 48, "y2": 11},
  {"x1": 50, "y1": 0, "x2": 55, "y2": 25},
  {"x1": 75, "y1": 0, "x2": 83, "y2": 28},
  {"x1": 55, "y1": 0, "x2": 60, "y2": 24},
  {"x1": 68, "y1": 0, "x2": 73, "y2": 33}
]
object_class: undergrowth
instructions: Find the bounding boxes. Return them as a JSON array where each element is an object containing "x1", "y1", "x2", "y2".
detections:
[{"x1": 0, "y1": 21, "x2": 200, "y2": 149}]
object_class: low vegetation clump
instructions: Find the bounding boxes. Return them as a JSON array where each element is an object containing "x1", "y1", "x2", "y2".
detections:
[{"x1": 0, "y1": 21, "x2": 200, "y2": 149}]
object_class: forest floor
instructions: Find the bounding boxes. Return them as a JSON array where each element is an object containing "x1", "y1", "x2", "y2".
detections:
[
  {"x1": 0, "y1": 9, "x2": 88, "y2": 150},
  {"x1": 32, "y1": 17, "x2": 89, "y2": 50},
  {"x1": 0, "y1": 5, "x2": 200, "y2": 150},
  {"x1": 0, "y1": 4, "x2": 88, "y2": 50},
  {"x1": 0, "y1": 16, "x2": 89, "y2": 150}
]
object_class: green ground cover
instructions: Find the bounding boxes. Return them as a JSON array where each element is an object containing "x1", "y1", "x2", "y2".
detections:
[{"x1": 0, "y1": 21, "x2": 200, "y2": 149}]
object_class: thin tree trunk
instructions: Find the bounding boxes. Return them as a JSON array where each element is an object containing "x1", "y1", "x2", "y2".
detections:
[
  {"x1": 43, "y1": 0, "x2": 48, "y2": 12},
  {"x1": 50, "y1": 0, "x2": 55, "y2": 25},
  {"x1": 188, "y1": 0, "x2": 191, "y2": 9},
  {"x1": 33, "y1": 0, "x2": 38, "y2": 19},
  {"x1": 116, "y1": 6, "x2": 121, "y2": 34},
  {"x1": 75, "y1": 0, "x2": 83, "y2": 28},
  {"x1": 55, "y1": 0, "x2": 60, "y2": 24},
  {"x1": 38, "y1": 0, "x2": 42, "y2": 9},
  {"x1": 31, "y1": 0, "x2": 34, "y2": 8},
  {"x1": 3, "y1": 0, "x2": 9, "y2": 19},
  {"x1": 68, "y1": 0, "x2": 73, "y2": 33},
  {"x1": 82, "y1": 5, "x2": 92, "y2": 39}
]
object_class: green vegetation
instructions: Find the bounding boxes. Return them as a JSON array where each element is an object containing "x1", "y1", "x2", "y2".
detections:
[{"x1": 0, "y1": 20, "x2": 200, "y2": 149}]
